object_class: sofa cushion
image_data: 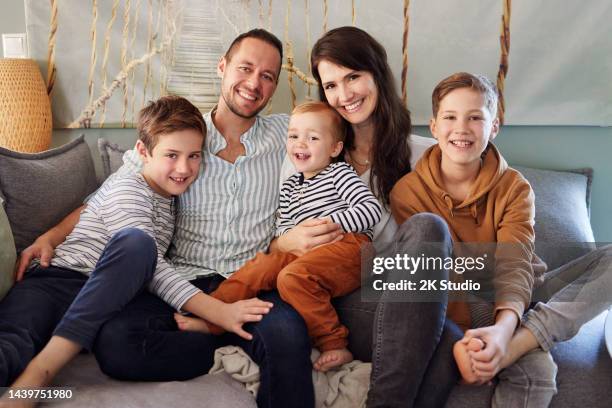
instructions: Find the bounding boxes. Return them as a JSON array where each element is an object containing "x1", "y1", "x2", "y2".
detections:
[
  {"x1": 0, "y1": 135, "x2": 98, "y2": 252},
  {"x1": 98, "y1": 138, "x2": 127, "y2": 180},
  {"x1": 514, "y1": 166, "x2": 595, "y2": 271},
  {"x1": 0, "y1": 200, "x2": 16, "y2": 300}
]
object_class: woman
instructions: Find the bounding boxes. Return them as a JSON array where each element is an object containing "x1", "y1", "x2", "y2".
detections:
[{"x1": 274, "y1": 26, "x2": 461, "y2": 406}]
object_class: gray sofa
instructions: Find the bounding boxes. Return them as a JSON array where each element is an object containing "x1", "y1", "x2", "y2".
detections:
[{"x1": 0, "y1": 135, "x2": 610, "y2": 407}]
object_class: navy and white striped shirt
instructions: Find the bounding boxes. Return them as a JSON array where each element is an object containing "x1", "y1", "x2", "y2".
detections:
[
  {"x1": 118, "y1": 111, "x2": 289, "y2": 281},
  {"x1": 276, "y1": 162, "x2": 382, "y2": 239},
  {"x1": 52, "y1": 173, "x2": 200, "y2": 310}
]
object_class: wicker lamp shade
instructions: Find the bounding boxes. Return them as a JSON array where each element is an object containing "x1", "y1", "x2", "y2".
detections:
[{"x1": 0, "y1": 59, "x2": 52, "y2": 153}]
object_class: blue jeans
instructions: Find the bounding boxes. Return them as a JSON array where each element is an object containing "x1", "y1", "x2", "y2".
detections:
[
  {"x1": 93, "y1": 278, "x2": 314, "y2": 408},
  {"x1": 0, "y1": 228, "x2": 156, "y2": 385}
]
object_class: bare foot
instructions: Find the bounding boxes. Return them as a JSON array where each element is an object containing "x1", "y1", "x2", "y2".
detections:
[
  {"x1": 174, "y1": 313, "x2": 212, "y2": 334},
  {"x1": 1, "y1": 361, "x2": 53, "y2": 408},
  {"x1": 453, "y1": 337, "x2": 485, "y2": 384},
  {"x1": 313, "y1": 348, "x2": 353, "y2": 372}
]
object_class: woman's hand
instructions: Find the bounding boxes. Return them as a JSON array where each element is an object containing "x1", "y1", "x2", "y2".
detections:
[
  {"x1": 273, "y1": 218, "x2": 343, "y2": 256},
  {"x1": 215, "y1": 298, "x2": 274, "y2": 340}
]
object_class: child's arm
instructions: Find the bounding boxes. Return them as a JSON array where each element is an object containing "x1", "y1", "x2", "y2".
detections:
[
  {"x1": 272, "y1": 175, "x2": 344, "y2": 254},
  {"x1": 493, "y1": 178, "x2": 537, "y2": 323},
  {"x1": 463, "y1": 177, "x2": 537, "y2": 383},
  {"x1": 15, "y1": 204, "x2": 85, "y2": 280},
  {"x1": 99, "y1": 178, "x2": 271, "y2": 339},
  {"x1": 330, "y1": 163, "x2": 382, "y2": 232},
  {"x1": 181, "y1": 292, "x2": 272, "y2": 340},
  {"x1": 274, "y1": 177, "x2": 298, "y2": 237}
]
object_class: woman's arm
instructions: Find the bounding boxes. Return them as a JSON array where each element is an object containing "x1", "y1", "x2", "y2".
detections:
[{"x1": 270, "y1": 218, "x2": 343, "y2": 256}]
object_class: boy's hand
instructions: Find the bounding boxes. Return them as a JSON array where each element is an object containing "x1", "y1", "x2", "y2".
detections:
[
  {"x1": 275, "y1": 218, "x2": 342, "y2": 256},
  {"x1": 217, "y1": 298, "x2": 273, "y2": 340},
  {"x1": 15, "y1": 237, "x2": 55, "y2": 281},
  {"x1": 464, "y1": 312, "x2": 516, "y2": 383}
]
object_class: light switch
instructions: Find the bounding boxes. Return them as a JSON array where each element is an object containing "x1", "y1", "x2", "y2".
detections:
[{"x1": 2, "y1": 33, "x2": 28, "y2": 58}]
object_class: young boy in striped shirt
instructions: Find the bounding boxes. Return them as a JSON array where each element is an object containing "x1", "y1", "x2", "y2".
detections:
[
  {"x1": 5, "y1": 96, "x2": 272, "y2": 397},
  {"x1": 175, "y1": 101, "x2": 382, "y2": 371}
]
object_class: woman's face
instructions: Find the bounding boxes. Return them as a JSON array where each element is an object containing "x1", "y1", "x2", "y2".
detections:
[{"x1": 316, "y1": 59, "x2": 378, "y2": 128}]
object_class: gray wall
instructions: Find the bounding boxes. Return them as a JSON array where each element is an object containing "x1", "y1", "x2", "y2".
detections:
[
  {"x1": 0, "y1": 0, "x2": 26, "y2": 57},
  {"x1": 4, "y1": 0, "x2": 612, "y2": 241}
]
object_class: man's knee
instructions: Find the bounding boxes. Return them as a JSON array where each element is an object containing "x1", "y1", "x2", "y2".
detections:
[{"x1": 251, "y1": 292, "x2": 310, "y2": 356}]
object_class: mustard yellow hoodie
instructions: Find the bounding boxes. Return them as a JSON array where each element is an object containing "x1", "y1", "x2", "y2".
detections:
[{"x1": 390, "y1": 143, "x2": 546, "y2": 330}]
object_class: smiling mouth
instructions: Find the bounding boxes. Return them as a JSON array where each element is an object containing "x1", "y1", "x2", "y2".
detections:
[
  {"x1": 294, "y1": 153, "x2": 311, "y2": 161},
  {"x1": 450, "y1": 140, "x2": 474, "y2": 148},
  {"x1": 237, "y1": 89, "x2": 258, "y2": 102},
  {"x1": 344, "y1": 99, "x2": 363, "y2": 113},
  {"x1": 170, "y1": 176, "x2": 189, "y2": 183}
]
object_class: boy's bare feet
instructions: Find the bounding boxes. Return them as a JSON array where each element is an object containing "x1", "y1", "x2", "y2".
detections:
[
  {"x1": 174, "y1": 313, "x2": 211, "y2": 334},
  {"x1": 313, "y1": 348, "x2": 353, "y2": 372},
  {"x1": 453, "y1": 337, "x2": 485, "y2": 384}
]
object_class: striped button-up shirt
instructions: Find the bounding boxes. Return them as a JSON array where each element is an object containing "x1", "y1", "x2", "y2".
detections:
[{"x1": 118, "y1": 111, "x2": 289, "y2": 281}]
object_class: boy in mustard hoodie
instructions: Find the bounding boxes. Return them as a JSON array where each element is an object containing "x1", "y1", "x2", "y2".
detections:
[{"x1": 390, "y1": 72, "x2": 557, "y2": 407}]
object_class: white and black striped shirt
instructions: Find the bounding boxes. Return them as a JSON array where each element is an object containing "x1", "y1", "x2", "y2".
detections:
[
  {"x1": 276, "y1": 162, "x2": 382, "y2": 239},
  {"x1": 51, "y1": 173, "x2": 200, "y2": 310}
]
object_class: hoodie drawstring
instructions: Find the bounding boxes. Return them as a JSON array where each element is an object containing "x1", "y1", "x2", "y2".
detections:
[
  {"x1": 443, "y1": 194, "x2": 454, "y2": 217},
  {"x1": 443, "y1": 194, "x2": 480, "y2": 224},
  {"x1": 471, "y1": 202, "x2": 479, "y2": 225}
]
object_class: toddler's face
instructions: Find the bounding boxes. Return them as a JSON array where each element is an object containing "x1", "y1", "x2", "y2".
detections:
[
  {"x1": 138, "y1": 129, "x2": 203, "y2": 198},
  {"x1": 287, "y1": 111, "x2": 343, "y2": 179},
  {"x1": 430, "y1": 87, "x2": 499, "y2": 169}
]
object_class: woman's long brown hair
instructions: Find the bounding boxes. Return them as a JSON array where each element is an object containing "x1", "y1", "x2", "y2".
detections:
[{"x1": 311, "y1": 26, "x2": 412, "y2": 206}]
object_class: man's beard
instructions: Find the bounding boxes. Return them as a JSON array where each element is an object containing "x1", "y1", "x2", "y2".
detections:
[{"x1": 221, "y1": 88, "x2": 267, "y2": 119}]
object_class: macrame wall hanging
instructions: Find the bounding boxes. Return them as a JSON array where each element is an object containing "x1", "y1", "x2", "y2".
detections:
[{"x1": 34, "y1": 0, "x2": 514, "y2": 128}]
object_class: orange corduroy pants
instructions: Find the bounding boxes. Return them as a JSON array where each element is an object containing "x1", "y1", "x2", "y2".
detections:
[{"x1": 209, "y1": 233, "x2": 370, "y2": 351}]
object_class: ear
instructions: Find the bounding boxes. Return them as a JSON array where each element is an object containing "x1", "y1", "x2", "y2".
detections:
[
  {"x1": 217, "y1": 56, "x2": 227, "y2": 79},
  {"x1": 429, "y1": 118, "x2": 438, "y2": 140},
  {"x1": 330, "y1": 141, "x2": 344, "y2": 158},
  {"x1": 489, "y1": 116, "x2": 500, "y2": 142},
  {"x1": 135, "y1": 140, "x2": 150, "y2": 163}
]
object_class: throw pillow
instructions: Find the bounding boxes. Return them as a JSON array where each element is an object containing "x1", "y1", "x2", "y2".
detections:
[
  {"x1": 98, "y1": 138, "x2": 127, "y2": 181},
  {"x1": 0, "y1": 199, "x2": 16, "y2": 300},
  {"x1": 0, "y1": 135, "x2": 98, "y2": 253},
  {"x1": 515, "y1": 165, "x2": 595, "y2": 271}
]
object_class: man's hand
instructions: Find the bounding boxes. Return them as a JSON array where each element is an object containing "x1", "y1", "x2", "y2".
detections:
[
  {"x1": 15, "y1": 237, "x2": 55, "y2": 281},
  {"x1": 216, "y1": 298, "x2": 274, "y2": 340},
  {"x1": 273, "y1": 218, "x2": 343, "y2": 256}
]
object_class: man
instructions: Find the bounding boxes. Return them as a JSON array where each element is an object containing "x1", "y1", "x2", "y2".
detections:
[{"x1": 12, "y1": 29, "x2": 339, "y2": 408}]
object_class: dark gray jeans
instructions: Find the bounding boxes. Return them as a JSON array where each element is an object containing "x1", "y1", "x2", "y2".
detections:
[{"x1": 333, "y1": 213, "x2": 462, "y2": 407}]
